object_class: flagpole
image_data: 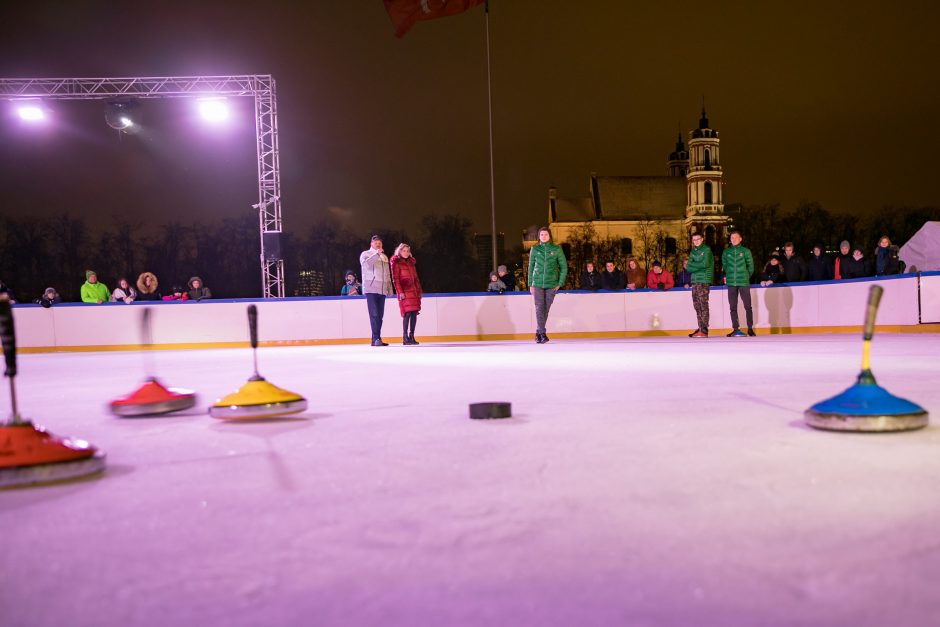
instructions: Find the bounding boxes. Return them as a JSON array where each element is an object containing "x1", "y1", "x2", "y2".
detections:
[{"x1": 484, "y1": 0, "x2": 498, "y2": 274}]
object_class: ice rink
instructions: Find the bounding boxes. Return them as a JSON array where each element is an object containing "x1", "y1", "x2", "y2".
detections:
[{"x1": 3, "y1": 334, "x2": 940, "y2": 626}]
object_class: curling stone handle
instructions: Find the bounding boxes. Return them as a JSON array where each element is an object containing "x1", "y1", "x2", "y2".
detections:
[
  {"x1": 247, "y1": 304, "x2": 258, "y2": 350},
  {"x1": 863, "y1": 285, "x2": 884, "y2": 341},
  {"x1": 0, "y1": 297, "x2": 16, "y2": 378}
]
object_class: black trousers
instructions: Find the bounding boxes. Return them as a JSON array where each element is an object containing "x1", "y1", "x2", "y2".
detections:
[
  {"x1": 366, "y1": 293, "x2": 386, "y2": 341},
  {"x1": 727, "y1": 286, "x2": 753, "y2": 330}
]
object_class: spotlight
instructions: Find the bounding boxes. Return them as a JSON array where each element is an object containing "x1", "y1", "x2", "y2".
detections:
[
  {"x1": 198, "y1": 98, "x2": 229, "y2": 122},
  {"x1": 15, "y1": 102, "x2": 46, "y2": 121},
  {"x1": 105, "y1": 101, "x2": 139, "y2": 132}
]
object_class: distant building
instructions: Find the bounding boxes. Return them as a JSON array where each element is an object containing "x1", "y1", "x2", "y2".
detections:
[
  {"x1": 528, "y1": 107, "x2": 730, "y2": 268},
  {"x1": 474, "y1": 232, "x2": 505, "y2": 275},
  {"x1": 294, "y1": 270, "x2": 325, "y2": 297}
]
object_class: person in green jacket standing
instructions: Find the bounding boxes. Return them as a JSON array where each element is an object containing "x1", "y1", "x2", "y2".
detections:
[
  {"x1": 527, "y1": 226, "x2": 568, "y2": 344},
  {"x1": 80, "y1": 270, "x2": 109, "y2": 304},
  {"x1": 686, "y1": 232, "x2": 714, "y2": 338},
  {"x1": 721, "y1": 230, "x2": 756, "y2": 337}
]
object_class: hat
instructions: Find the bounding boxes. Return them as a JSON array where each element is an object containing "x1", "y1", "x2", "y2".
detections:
[
  {"x1": 344, "y1": 269, "x2": 356, "y2": 278},
  {"x1": 770, "y1": 251, "x2": 781, "y2": 260},
  {"x1": 497, "y1": 265, "x2": 507, "y2": 273},
  {"x1": 85, "y1": 270, "x2": 96, "y2": 279},
  {"x1": 840, "y1": 240, "x2": 850, "y2": 249},
  {"x1": 652, "y1": 260, "x2": 662, "y2": 268},
  {"x1": 44, "y1": 287, "x2": 56, "y2": 296}
]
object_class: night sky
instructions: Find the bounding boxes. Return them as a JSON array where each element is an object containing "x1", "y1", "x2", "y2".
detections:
[{"x1": 1, "y1": 1, "x2": 938, "y2": 244}]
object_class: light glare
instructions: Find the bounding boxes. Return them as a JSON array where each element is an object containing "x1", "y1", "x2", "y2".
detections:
[
  {"x1": 17, "y1": 106, "x2": 45, "y2": 121},
  {"x1": 198, "y1": 99, "x2": 229, "y2": 122}
]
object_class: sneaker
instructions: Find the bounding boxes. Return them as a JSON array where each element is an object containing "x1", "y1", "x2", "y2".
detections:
[
  {"x1": 535, "y1": 333, "x2": 543, "y2": 343},
  {"x1": 747, "y1": 329, "x2": 757, "y2": 337},
  {"x1": 727, "y1": 329, "x2": 746, "y2": 337},
  {"x1": 691, "y1": 330, "x2": 708, "y2": 338},
  {"x1": 688, "y1": 329, "x2": 700, "y2": 338}
]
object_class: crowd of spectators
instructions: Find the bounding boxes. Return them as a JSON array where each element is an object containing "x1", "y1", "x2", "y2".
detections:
[{"x1": 0, "y1": 270, "x2": 214, "y2": 307}]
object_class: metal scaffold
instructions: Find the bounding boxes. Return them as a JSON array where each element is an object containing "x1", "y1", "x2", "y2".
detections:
[{"x1": 0, "y1": 75, "x2": 286, "y2": 298}]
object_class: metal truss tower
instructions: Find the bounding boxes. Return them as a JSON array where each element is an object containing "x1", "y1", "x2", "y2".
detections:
[{"x1": 0, "y1": 75, "x2": 286, "y2": 298}]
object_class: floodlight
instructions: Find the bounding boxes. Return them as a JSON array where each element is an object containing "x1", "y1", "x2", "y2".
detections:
[
  {"x1": 15, "y1": 102, "x2": 46, "y2": 121},
  {"x1": 198, "y1": 98, "x2": 229, "y2": 122}
]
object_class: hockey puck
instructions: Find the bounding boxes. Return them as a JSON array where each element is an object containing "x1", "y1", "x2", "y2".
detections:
[{"x1": 469, "y1": 402, "x2": 512, "y2": 420}]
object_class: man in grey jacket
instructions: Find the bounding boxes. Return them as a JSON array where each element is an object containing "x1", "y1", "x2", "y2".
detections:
[{"x1": 360, "y1": 235, "x2": 394, "y2": 346}]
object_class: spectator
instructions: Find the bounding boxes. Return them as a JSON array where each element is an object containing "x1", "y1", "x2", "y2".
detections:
[
  {"x1": 497, "y1": 265, "x2": 516, "y2": 292},
  {"x1": 888, "y1": 245, "x2": 905, "y2": 274},
  {"x1": 874, "y1": 235, "x2": 894, "y2": 276},
  {"x1": 834, "y1": 240, "x2": 851, "y2": 280},
  {"x1": 162, "y1": 286, "x2": 189, "y2": 301},
  {"x1": 340, "y1": 270, "x2": 361, "y2": 296},
  {"x1": 781, "y1": 242, "x2": 806, "y2": 282},
  {"x1": 842, "y1": 248, "x2": 871, "y2": 279},
  {"x1": 0, "y1": 279, "x2": 15, "y2": 304},
  {"x1": 625, "y1": 257, "x2": 647, "y2": 289},
  {"x1": 686, "y1": 232, "x2": 714, "y2": 338},
  {"x1": 721, "y1": 231, "x2": 756, "y2": 337},
  {"x1": 360, "y1": 235, "x2": 393, "y2": 347},
  {"x1": 806, "y1": 244, "x2": 834, "y2": 281},
  {"x1": 600, "y1": 261, "x2": 625, "y2": 290},
  {"x1": 527, "y1": 226, "x2": 567, "y2": 344},
  {"x1": 760, "y1": 253, "x2": 786, "y2": 286},
  {"x1": 111, "y1": 277, "x2": 137, "y2": 304},
  {"x1": 137, "y1": 272, "x2": 161, "y2": 301},
  {"x1": 676, "y1": 257, "x2": 692, "y2": 288},
  {"x1": 187, "y1": 276, "x2": 212, "y2": 301},
  {"x1": 487, "y1": 272, "x2": 506, "y2": 293},
  {"x1": 646, "y1": 260, "x2": 675, "y2": 291},
  {"x1": 579, "y1": 262, "x2": 602, "y2": 291},
  {"x1": 38, "y1": 287, "x2": 61, "y2": 308},
  {"x1": 391, "y1": 243, "x2": 423, "y2": 345},
  {"x1": 81, "y1": 270, "x2": 109, "y2": 304}
]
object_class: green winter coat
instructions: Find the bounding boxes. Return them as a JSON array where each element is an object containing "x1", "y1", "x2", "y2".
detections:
[
  {"x1": 687, "y1": 244, "x2": 714, "y2": 285},
  {"x1": 81, "y1": 280, "x2": 110, "y2": 303},
  {"x1": 721, "y1": 244, "x2": 754, "y2": 287},
  {"x1": 527, "y1": 241, "x2": 568, "y2": 289}
]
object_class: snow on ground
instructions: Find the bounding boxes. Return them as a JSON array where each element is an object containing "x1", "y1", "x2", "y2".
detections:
[{"x1": 2, "y1": 334, "x2": 940, "y2": 626}]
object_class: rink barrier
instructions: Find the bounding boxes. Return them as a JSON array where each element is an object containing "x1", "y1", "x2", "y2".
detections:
[{"x1": 13, "y1": 273, "x2": 940, "y2": 352}]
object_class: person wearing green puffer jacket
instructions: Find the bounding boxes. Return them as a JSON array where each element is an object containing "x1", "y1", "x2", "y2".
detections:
[
  {"x1": 80, "y1": 270, "x2": 110, "y2": 305},
  {"x1": 721, "y1": 230, "x2": 755, "y2": 337},
  {"x1": 527, "y1": 226, "x2": 568, "y2": 344},
  {"x1": 686, "y1": 232, "x2": 714, "y2": 338}
]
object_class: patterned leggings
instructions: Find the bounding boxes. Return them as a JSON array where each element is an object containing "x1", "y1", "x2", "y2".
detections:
[{"x1": 692, "y1": 284, "x2": 710, "y2": 331}]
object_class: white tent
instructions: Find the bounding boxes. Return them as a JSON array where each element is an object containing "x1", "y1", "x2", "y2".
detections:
[{"x1": 899, "y1": 221, "x2": 940, "y2": 272}]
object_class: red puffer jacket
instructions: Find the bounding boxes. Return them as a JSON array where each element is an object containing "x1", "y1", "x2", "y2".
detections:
[{"x1": 390, "y1": 255, "x2": 422, "y2": 315}]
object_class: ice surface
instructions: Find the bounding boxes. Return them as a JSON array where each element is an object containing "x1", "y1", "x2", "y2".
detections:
[{"x1": 2, "y1": 335, "x2": 940, "y2": 626}]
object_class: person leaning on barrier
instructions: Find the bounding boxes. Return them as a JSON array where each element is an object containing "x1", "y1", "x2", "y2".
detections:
[
  {"x1": 841, "y1": 247, "x2": 871, "y2": 279},
  {"x1": 340, "y1": 270, "x2": 362, "y2": 296},
  {"x1": 760, "y1": 252, "x2": 786, "y2": 286},
  {"x1": 579, "y1": 262, "x2": 601, "y2": 291},
  {"x1": 646, "y1": 260, "x2": 674, "y2": 291},
  {"x1": 137, "y1": 272, "x2": 161, "y2": 301},
  {"x1": 807, "y1": 244, "x2": 834, "y2": 281},
  {"x1": 487, "y1": 272, "x2": 507, "y2": 293},
  {"x1": 676, "y1": 257, "x2": 692, "y2": 289},
  {"x1": 601, "y1": 261, "x2": 625, "y2": 290},
  {"x1": 497, "y1": 265, "x2": 516, "y2": 291},
  {"x1": 81, "y1": 270, "x2": 109, "y2": 304},
  {"x1": 111, "y1": 277, "x2": 137, "y2": 304},
  {"x1": 781, "y1": 242, "x2": 806, "y2": 283},
  {"x1": 38, "y1": 287, "x2": 61, "y2": 308},
  {"x1": 625, "y1": 257, "x2": 646, "y2": 290},
  {"x1": 187, "y1": 276, "x2": 212, "y2": 301},
  {"x1": 834, "y1": 240, "x2": 851, "y2": 280}
]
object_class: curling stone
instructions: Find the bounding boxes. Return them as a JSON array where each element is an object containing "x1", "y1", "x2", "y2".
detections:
[
  {"x1": 0, "y1": 297, "x2": 105, "y2": 488},
  {"x1": 805, "y1": 285, "x2": 928, "y2": 432},
  {"x1": 109, "y1": 307, "x2": 196, "y2": 417},
  {"x1": 209, "y1": 304, "x2": 307, "y2": 420}
]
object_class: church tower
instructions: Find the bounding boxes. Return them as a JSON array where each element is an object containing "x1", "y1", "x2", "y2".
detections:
[
  {"x1": 666, "y1": 130, "x2": 689, "y2": 177},
  {"x1": 684, "y1": 106, "x2": 729, "y2": 246}
]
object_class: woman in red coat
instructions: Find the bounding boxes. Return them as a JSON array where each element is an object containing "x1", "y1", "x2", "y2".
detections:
[{"x1": 390, "y1": 243, "x2": 423, "y2": 345}]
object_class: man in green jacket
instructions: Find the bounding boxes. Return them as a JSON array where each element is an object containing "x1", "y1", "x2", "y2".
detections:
[
  {"x1": 80, "y1": 270, "x2": 109, "y2": 304},
  {"x1": 686, "y1": 232, "x2": 714, "y2": 338},
  {"x1": 527, "y1": 226, "x2": 568, "y2": 344},
  {"x1": 721, "y1": 230, "x2": 756, "y2": 337}
]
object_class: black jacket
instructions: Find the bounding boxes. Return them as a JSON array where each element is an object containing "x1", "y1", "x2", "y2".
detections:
[
  {"x1": 601, "y1": 269, "x2": 625, "y2": 290},
  {"x1": 806, "y1": 254, "x2": 834, "y2": 281},
  {"x1": 841, "y1": 256, "x2": 871, "y2": 279},
  {"x1": 498, "y1": 272, "x2": 516, "y2": 292},
  {"x1": 761, "y1": 263, "x2": 786, "y2": 284},
  {"x1": 579, "y1": 270, "x2": 602, "y2": 291},
  {"x1": 781, "y1": 254, "x2": 806, "y2": 282}
]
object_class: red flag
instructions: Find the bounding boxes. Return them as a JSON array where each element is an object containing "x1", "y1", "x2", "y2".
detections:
[{"x1": 383, "y1": 0, "x2": 485, "y2": 38}]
